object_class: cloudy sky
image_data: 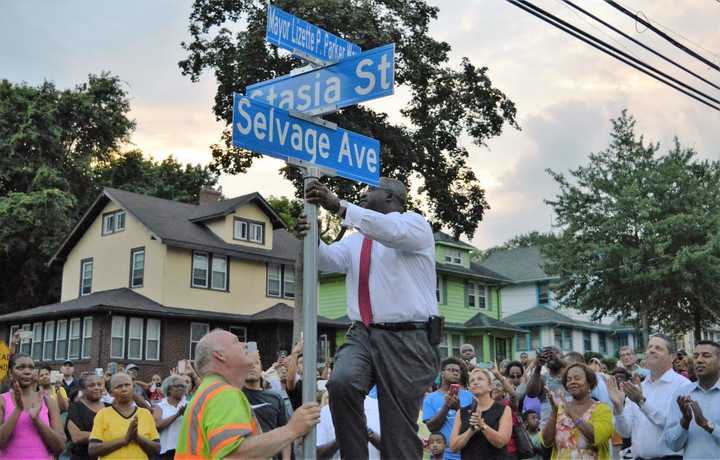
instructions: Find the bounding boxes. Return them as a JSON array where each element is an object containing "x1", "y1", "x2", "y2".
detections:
[{"x1": 3, "y1": 0, "x2": 719, "y2": 248}]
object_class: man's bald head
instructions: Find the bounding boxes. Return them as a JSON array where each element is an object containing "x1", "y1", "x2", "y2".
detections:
[
  {"x1": 379, "y1": 177, "x2": 407, "y2": 207},
  {"x1": 195, "y1": 329, "x2": 234, "y2": 376},
  {"x1": 362, "y1": 177, "x2": 408, "y2": 214}
]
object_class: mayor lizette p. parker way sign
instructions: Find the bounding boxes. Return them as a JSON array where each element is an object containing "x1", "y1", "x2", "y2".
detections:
[{"x1": 232, "y1": 93, "x2": 380, "y2": 186}]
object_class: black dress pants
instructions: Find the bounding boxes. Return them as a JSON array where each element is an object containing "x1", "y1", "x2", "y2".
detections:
[{"x1": 328, "y1": 323, "x2": 439, "y2": 460}]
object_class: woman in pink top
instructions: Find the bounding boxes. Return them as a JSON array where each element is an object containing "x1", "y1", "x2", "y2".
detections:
[{"x1": 0, "y1": 354, "x2": 65, "y2": 459}]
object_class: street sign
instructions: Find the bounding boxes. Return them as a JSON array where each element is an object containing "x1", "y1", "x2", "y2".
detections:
[
  {"x1": 232, "y1": 93, "x2": 380, "y2": 186},
  {"x1": 246, "y1": 43, "x2": 394, "y2": 116},
  {"x1": 266, "y1": 4, "x2": 361, "y2": 65}
]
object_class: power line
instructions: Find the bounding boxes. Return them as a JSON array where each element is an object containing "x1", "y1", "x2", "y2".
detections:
[
  {"x1": 604, "y1": 0, "x2": 720, "y2": 72},
  {"x1": 504, "y1": 0, "x2": 720, "y2": 112},
  {"x1": 560, "y1": 0, "x2": 720, "y2": 91}
]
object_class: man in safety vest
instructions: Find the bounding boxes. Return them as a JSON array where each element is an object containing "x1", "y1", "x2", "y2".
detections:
[{"x1": 175, "y1": 329, "x2": 321, "y2": 460}]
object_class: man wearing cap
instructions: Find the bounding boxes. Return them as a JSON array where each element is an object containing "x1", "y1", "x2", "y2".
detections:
[
  {"x1": 61, "y1": 360, "x2": 80, "y2": 402},
  {"x1": 125, "y1": 363, "x2": 151, "y2": 408},
  {"x1": 298, "y1": 178, "x2": 440, "y2": 460}
]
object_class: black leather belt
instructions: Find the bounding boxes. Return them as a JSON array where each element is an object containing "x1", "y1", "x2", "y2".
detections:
[{"x1": 355, "y1": 321, "x2": 428, "y2": 331}]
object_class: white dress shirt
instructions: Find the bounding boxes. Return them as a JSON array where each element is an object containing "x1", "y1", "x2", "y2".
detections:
[
  {"x1": 615, "y1": 368, "x2": 689, "y2": 459},
  {"x1": 318, "y1": 202, "x2": 437, "y2": 323}
]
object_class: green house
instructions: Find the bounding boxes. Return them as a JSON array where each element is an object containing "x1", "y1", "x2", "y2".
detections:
[{"x1": 319, "y1": 231, "x2": 526, "y2": 362}]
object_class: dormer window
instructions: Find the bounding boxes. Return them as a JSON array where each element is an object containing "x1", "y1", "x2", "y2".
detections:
[
  {"x1": 444, "y1": 248, "x2": 464, "y2": 265},
  {"x1": 234, "y1": 218, "x2": 264, "y2": 244},
  {"x1": 102, "y1": 210, "x2": 126, "y2": 235}
]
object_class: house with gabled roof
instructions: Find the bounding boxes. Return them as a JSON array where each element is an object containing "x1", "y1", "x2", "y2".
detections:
[
  {"x1": 319, "y1": 231, "x2": 527, "y2": 362},
  {"x1": 479, "y1": 246, "x2": 639, "y2": 359},
  {"x1": 0, "y1": 188, "x2": 346, "y2": 378}
]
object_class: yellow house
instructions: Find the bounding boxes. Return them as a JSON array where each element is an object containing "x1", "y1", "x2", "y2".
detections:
[{"x1": 0, "y1": 188, "x2": 346, "y2": 377}]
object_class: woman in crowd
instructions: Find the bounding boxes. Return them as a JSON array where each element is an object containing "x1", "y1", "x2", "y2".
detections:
[
  {"x1": 37, "y1": 364, "x2": 68, "y2": 412},
  {"x1": 0, "y1": 354, "x2": 66, "y2": 459},
  {"x1": 450, "y1": 368, "x2": 513, "y2": 459},
  {"x1": 541, "y1": 363, "x2": 612, "y2": 460},
  {"x1": 88, "y1": 373, "x2": 160, "y2": 459},
  {"x1": 66, "y1": 373, "x2": 106, "y2": 460},
  {"x1": 153, "y1": 375, "x2": 187, "y2": 460},
  {"x1": 146, "y1": 374, "x2": 164, "y2": 405}
]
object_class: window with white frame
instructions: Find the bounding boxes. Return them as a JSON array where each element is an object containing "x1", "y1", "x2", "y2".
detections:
[
  {"x1": 554, "y1": 327, "x2": 572, "y2": 351},
  {"x1": 81, "y1": 317, "x2": 92, "y2": 359},
  {"x1": 249, "y1": 222, "x2": 263, "y2": 243},
  {"x1": 19, "y1": 324, "x2": 31, "y2": 355},
  {"x1": 102, "y1": 210, "x2": 126, "y2": 235},
  {"x1": 467, "y1": 283, "x2": 487, "y2": 308},
  {"x1": 538, "y1": 282, "x2": 550, "y2": 305},
  {"x1": 146, "y1": 319, "x2": 161, "y2": 361},
  {"x1": 8, "y1": 325, "x2": 19, "y2": 344},
  {"x1": 583, "y1": 331, "x2": 592, "y2": 352},
  {"x1": 599, "y1": 333, "x2": 608, "y2": 354},
  {"x1": 31, "y1": 322, "x2": 43, "y2": 361},
  {"x1": 439, "y1": 332, "x2": 464, "y2": 359},
  {"x1": 436, "y1": 276, "x2": 444, "y2": 304},
  {"x1": 68, "y1": 318, "x2": 81, "y2": 359},
  {"x1": 130, "y1": 248, "x2": 145, "y2": 288},
  {"x1": 128, "y1": 317, "x2": 144, "y2": 360},
  {"x1": 55, "y1": 320, "x2": 68, "y2": 360},
  {"x1": 190, "y1": 323, "x2": 209, "y2": 360},
  {"x1": 267, "y1": 264, "x2": 294, "y2": 298},
  {"x1": 234, "y1": 218, "x2": 264, "y2": 244},
  {"x1": 267, "y1": 264, "x2": 282, "y2": 297},
  {"x1": 43, "y1": 321, "x2": 55, "y2": 361},
  {"x1": 111, "y1": 316, "x2": 126, "y2": 359},
  {"x1": 319, "y1": 334, "x2": 330, "y2": 362},
  {"x1": 192, "y1": 252, "x2": 209, "y2": 288},
  {"x1": 211, "y1": 256, "x2": 228, "y2": 291},
  {"x1": 444, "y1": 248, "x2": 464, "y2": 265},
  {"x1": 234, "y1": 219, "x2": 248, "y2": 240},
  {"x1": 80, "y1": 259, "x2": 93, "y2": 296},
  {"x1": 283, "y1": 267, "x2": 295, "y2": 299},
  {"x1": 229, "y1": 326, "x2": 247, "y2": 342}
]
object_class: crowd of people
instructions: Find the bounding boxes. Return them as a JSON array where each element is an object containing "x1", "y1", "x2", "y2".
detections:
[{"x1": 1, "y1": 329, "x2": 719, "y2": 460}]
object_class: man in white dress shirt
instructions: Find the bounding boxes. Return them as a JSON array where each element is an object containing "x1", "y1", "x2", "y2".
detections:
[
  {"x1": 298, "y1": 178, "x2": 440, "y2": 459},
  {"x1": 609, "y1": 334, "x2": 689, "y2": 460}
]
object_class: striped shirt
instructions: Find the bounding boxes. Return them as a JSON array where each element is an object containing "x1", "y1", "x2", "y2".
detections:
[{"x1": 175, "y1": 375, "x2": 258, "y2": 459}]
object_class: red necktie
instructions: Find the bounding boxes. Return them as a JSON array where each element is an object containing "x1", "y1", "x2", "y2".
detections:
[{"x1": 359, "y1": 236, "x2": 373, "y2": 326}]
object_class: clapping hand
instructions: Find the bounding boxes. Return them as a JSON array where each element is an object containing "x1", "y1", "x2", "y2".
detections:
[
  {"x1": 125, "y1": 417, "x2": 138, "y2": 445},
  {"x1": 677, "y1": 395, "x2": 693, "y2": 429},
  {"x1": 469, "y1": 413, "x2": 481, "y2": 432},
  {"x1": 622, "y1": 380, "x2": 644, "y2": 404},
  {"x1": 292, "y1": 338, "x2": 304, "y2": 355},
  {"x1": 27, "y1": 398, "x2": 42, "y2": 421},
  {"x1": 688, "y1": 399, "x2": 710, "y2": 430},
  {"x1": 606, "y1": 376, "x2": 626, "y2": 411},
  {"x1": 12, "y1": 381, "x2": 24, "y2": 411},
  {"x1": 545, "y1": 386, "x2": 562, "y2": 414}
]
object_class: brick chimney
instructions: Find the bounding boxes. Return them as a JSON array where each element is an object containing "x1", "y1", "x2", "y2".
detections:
[{"x1": 199, "y1": 188, "x2": 221, "y2": 206}]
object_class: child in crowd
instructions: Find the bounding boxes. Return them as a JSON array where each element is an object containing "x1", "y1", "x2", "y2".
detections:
[
  {"x1": 427, "y1": 432, "x2": 446, "y2": 460},
  {"x1": 522, "y1": 409, "x2": 543, "y2": 460}
]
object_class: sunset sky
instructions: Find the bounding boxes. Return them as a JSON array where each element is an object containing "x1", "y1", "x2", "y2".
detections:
[{"x1": 3, "y1": 0, "x2": 719, "y2": 248}]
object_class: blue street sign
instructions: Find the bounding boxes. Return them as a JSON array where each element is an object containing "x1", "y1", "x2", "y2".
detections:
[
  {"x1": 266, "y1": 5, "x2": 361, "y2": 64},
  {"x1": 232, "y1": 93, "x2": 380, "y2": 186},
  {"x1": 246, "y1": 44, "x2": 394, "y2": 115}
]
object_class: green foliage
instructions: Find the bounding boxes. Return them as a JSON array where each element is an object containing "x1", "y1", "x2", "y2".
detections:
[
  {"x1": 0, "y1": 76, "x2": 218, "y2": 311},
  {"x1": 474, "y1": 231, "x2": 557, "y2": 261},
  {"x1": 179, "y1": 0, "x2": 519, "y2": 239},
  {"x1": 544, "y1": 111, "x2": 720, "y2": 339},
  {"x1": 266, "y1": 195, "x2": 304, "y2": 229}
]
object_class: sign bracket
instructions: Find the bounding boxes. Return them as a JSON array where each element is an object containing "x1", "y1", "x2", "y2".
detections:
[{"x1": 288, "y1": 109, "x2": 338, "y2": 130}]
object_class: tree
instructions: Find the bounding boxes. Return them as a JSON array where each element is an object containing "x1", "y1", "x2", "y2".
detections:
[
  {"x1": 474, "y1": 231, "x2": 557, "y2": 261},
  {"x1": 0, "y1": 75, "x2": 218, "y2": 311},
  {"x1": 544, "y1": 111, "x2": 720, "y2": 342},
  {"x1": 179, "y1": 0, "x2": 518, "y2": 239}
]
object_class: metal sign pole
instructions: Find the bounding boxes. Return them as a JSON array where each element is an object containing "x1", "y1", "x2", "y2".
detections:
[{"x1": 302, "y1": 165, "x2": 321, "y2": 460}]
